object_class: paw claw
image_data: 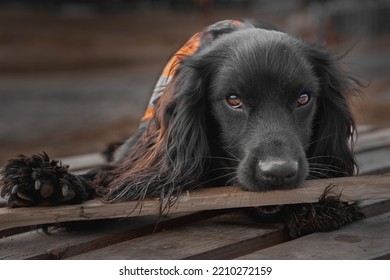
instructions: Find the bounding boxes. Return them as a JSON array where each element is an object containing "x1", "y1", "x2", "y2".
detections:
[
  {"x1": 9, "y1": 196, "x2": 33, "y2": 207},
  {"x1": 11, "y1": 184, "x2": 20, "y2": 195},
  {"x1": 34, "y1": 179, "x2": 41, "y2": 190},
  {"x1": 59, "y1": 188, "x2": 76, "y2": 201},
  {"x1": 16, "y1": 192, "x2": 34, "y2": 202},
  {"x1": 31, "y1": 169, "x2": 39, "y2": 180},
  {"x1": 61, "y1": 184, "x2": 69, "y2": 197}
]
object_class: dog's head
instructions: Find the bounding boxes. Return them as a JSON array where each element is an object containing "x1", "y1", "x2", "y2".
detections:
[{"x1": 108, "y1": 27, "x2": 357, "y2": 200}]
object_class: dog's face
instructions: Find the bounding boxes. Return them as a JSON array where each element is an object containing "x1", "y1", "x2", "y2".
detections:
[
  {"x1": 205, "y1": 30, "x2": 318, "y2": 191},
  {"x1": 201, "y1": 29, "x2": 318, "y2": 191}
]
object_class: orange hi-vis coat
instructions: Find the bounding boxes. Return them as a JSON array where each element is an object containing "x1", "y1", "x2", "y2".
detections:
[{"x1": 139, "y1": 19, "x2": 254, "y2": 128}]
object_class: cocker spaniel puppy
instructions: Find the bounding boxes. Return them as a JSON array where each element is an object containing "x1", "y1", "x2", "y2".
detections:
[{"x1": 1, "y1": 20, "x2": 361, "y2": 236}]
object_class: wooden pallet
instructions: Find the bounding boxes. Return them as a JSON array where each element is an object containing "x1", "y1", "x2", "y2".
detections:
[{"x1": 1, "y1": 126, "x2": 390, "y2": 260}]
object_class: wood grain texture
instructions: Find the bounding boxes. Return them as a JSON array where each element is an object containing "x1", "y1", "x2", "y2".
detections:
[
  {"x1": 237, "y1": 212, "x2": 390, "y2": 260},
  {"x1": 356, "y1": 147, "x2": 390, "y2": 175},
  {"x1": 69, "y1": 213, "x2": 285, "y2": 260},
  {"x1": 1, "y1": 174, "x2": 390, "y2": 231},
  {"x1": 0, "y1": 211, "x2": 229, "y2": 260},
  {"x1": 355, "y1": 127, "x2": 390, "y2": 153}
]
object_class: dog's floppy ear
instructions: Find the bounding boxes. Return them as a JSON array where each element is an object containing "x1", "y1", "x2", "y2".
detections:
[
  {"x1": 156, "y1": 56, "x2": 212, "y2": 184},
  {"x1": 305, "y1": 45, "x2": 358, "y2": 178},
  {"x1": 102, "y1": 55, "x2": 213, "y2": 203}
]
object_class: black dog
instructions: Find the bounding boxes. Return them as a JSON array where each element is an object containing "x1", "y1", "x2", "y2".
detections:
[{"x1": 1, "y1": 20, "x2": 360, "y2": 236}]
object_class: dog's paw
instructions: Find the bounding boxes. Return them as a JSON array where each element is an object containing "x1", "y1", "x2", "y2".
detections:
[
  {"x1": 0, "y1": 153, "x2": 90, "y2": 207},
  {"x1": 284, "y1": 195, "x2": 364, "y2": 238}
]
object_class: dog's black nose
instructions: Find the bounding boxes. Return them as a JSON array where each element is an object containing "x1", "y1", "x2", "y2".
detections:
[{"x1": 258, "y1": 159, "x2": 298, "y2": 185}]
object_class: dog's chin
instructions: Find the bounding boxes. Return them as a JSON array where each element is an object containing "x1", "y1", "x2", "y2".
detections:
[
  {"x1": 238, "y1": 171, "x2": 302, "y2": 220},
  {"x1": 246, "y1": 205, "x2": 284, "y2": 222}
]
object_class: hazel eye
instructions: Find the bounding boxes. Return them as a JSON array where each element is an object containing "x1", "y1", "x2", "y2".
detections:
[
  {"x1": 226, "y1": 94, "x2": 243, "y2": 109},
  {"x1": 297, "y1": 91, "x2": 311, "y2": 106}
]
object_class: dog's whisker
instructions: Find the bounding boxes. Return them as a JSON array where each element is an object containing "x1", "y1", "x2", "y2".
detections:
[
  {"x1": 188, "y1": 171, "x2": 237, "y2": 191},
  {"x1": 308, "y1": 156, "x2": 347, "y2": 171},
  {"x1": 310, "y1": 163, "x2": 346, "y2": 172},
  {"x1": 304, "y1": 134, "x2": 335, "y2": 149},
  {"x1": 220, "y1": 146, "x2": 241, "y2": 161},
  {"x1": 308, "y1": 164, "x2": 349, "y2": 177},
  {"x1": 308, "y1": 169, "x2": 330, "y2": 178}
]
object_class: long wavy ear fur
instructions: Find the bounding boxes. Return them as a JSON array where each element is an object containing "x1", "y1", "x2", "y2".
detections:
[
  {"x1": 100, "y1": 56, "x2": 212, "y2": 205},
  {"x1": 305, "y1": 45, "x2": 359, "y2": 178}
]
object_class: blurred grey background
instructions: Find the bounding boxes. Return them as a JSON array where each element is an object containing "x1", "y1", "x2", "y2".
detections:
[{"x1": 0, "y1": 0, "x2": 389, "y2": 165}]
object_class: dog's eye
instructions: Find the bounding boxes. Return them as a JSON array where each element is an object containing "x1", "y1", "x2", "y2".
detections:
[
  {"x1": 297, "y1": 92, "x2": 311, "y2": 106},
  {"x1": 226, "y1": 95, "x2": 243, "y2": 109}
]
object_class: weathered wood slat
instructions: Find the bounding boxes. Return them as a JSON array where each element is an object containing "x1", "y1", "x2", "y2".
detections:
[
  {"x1": 0, "y1": 218, "x2": 154, "y2": 260},
  {"x1": 69, "y1": 213, "x2": 285, "y2": 260},
  {"x1": 360, "y1": 199, "x2": 390, "y2": 218},
  {"x1": 356, "y1": 124, "x2": 376, "y2": 135},
  {"x1": 62, "y1": 153, "x2": 106, "y2": 172},
  {"x1": 237, "y1": 212, "x2": 390, "y2": 260},
  {"x1": 355, "y1": 127, "x2": 390, "y2": 153},
  {"x1": 1, "y1": 174, "x2": 390, "y2": 231},
  {"x1": 183, "y1": 229, "x2": 287, "y2": 260},
  {"x1": 0, "y1": 210, "x2": 231, "y2": 260},
  {"x1": 0, "y1": 197, "x2": 6, "y2": 207},
  {"x1": 356, "y1": 147, "x2": 390, "y2": 175},
  {"x1": 67, "y1": 198, "x2": 389, "y2": 260}
]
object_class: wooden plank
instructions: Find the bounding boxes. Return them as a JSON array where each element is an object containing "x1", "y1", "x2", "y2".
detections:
[
  {"x1": 2, "y1": 200, "x2": 387, "y2": 260},
  {"x1": 0, "y1": 218, "x2": 154, "y2": 260},
  {"x1": 184, "y1": 230, "x2": 287, "y2": 260},
  {"x1": 356, "y1": 124, "x2": 376, "y2": 135},
  {"x1": 360, "y1": 199, "x2": 390, "y2": 218},
  {"x1": 0, "y1": 197, "x2": 6, "y2": 207},
  {"x1": 1, "y1": 174, "x2": 390, "y2": 231},
  {"x1": 69, "y1": 212, "x2": 285, "y2": 260},
  {"x1": 61, "y1": 153, "x2": 106, "y2": 172},
  {"x1": 237, "y1": 212, "x2": 390, "y2": 260},
  {"x1": 0, "y1": 210, "x2": 229, "y2": 260},
  {"x1": 356, "y1": 147, "x2": 390, "y2": 175},
  {"x1": 355, "y1": 127, "x2": 390, "y2": 153}
]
